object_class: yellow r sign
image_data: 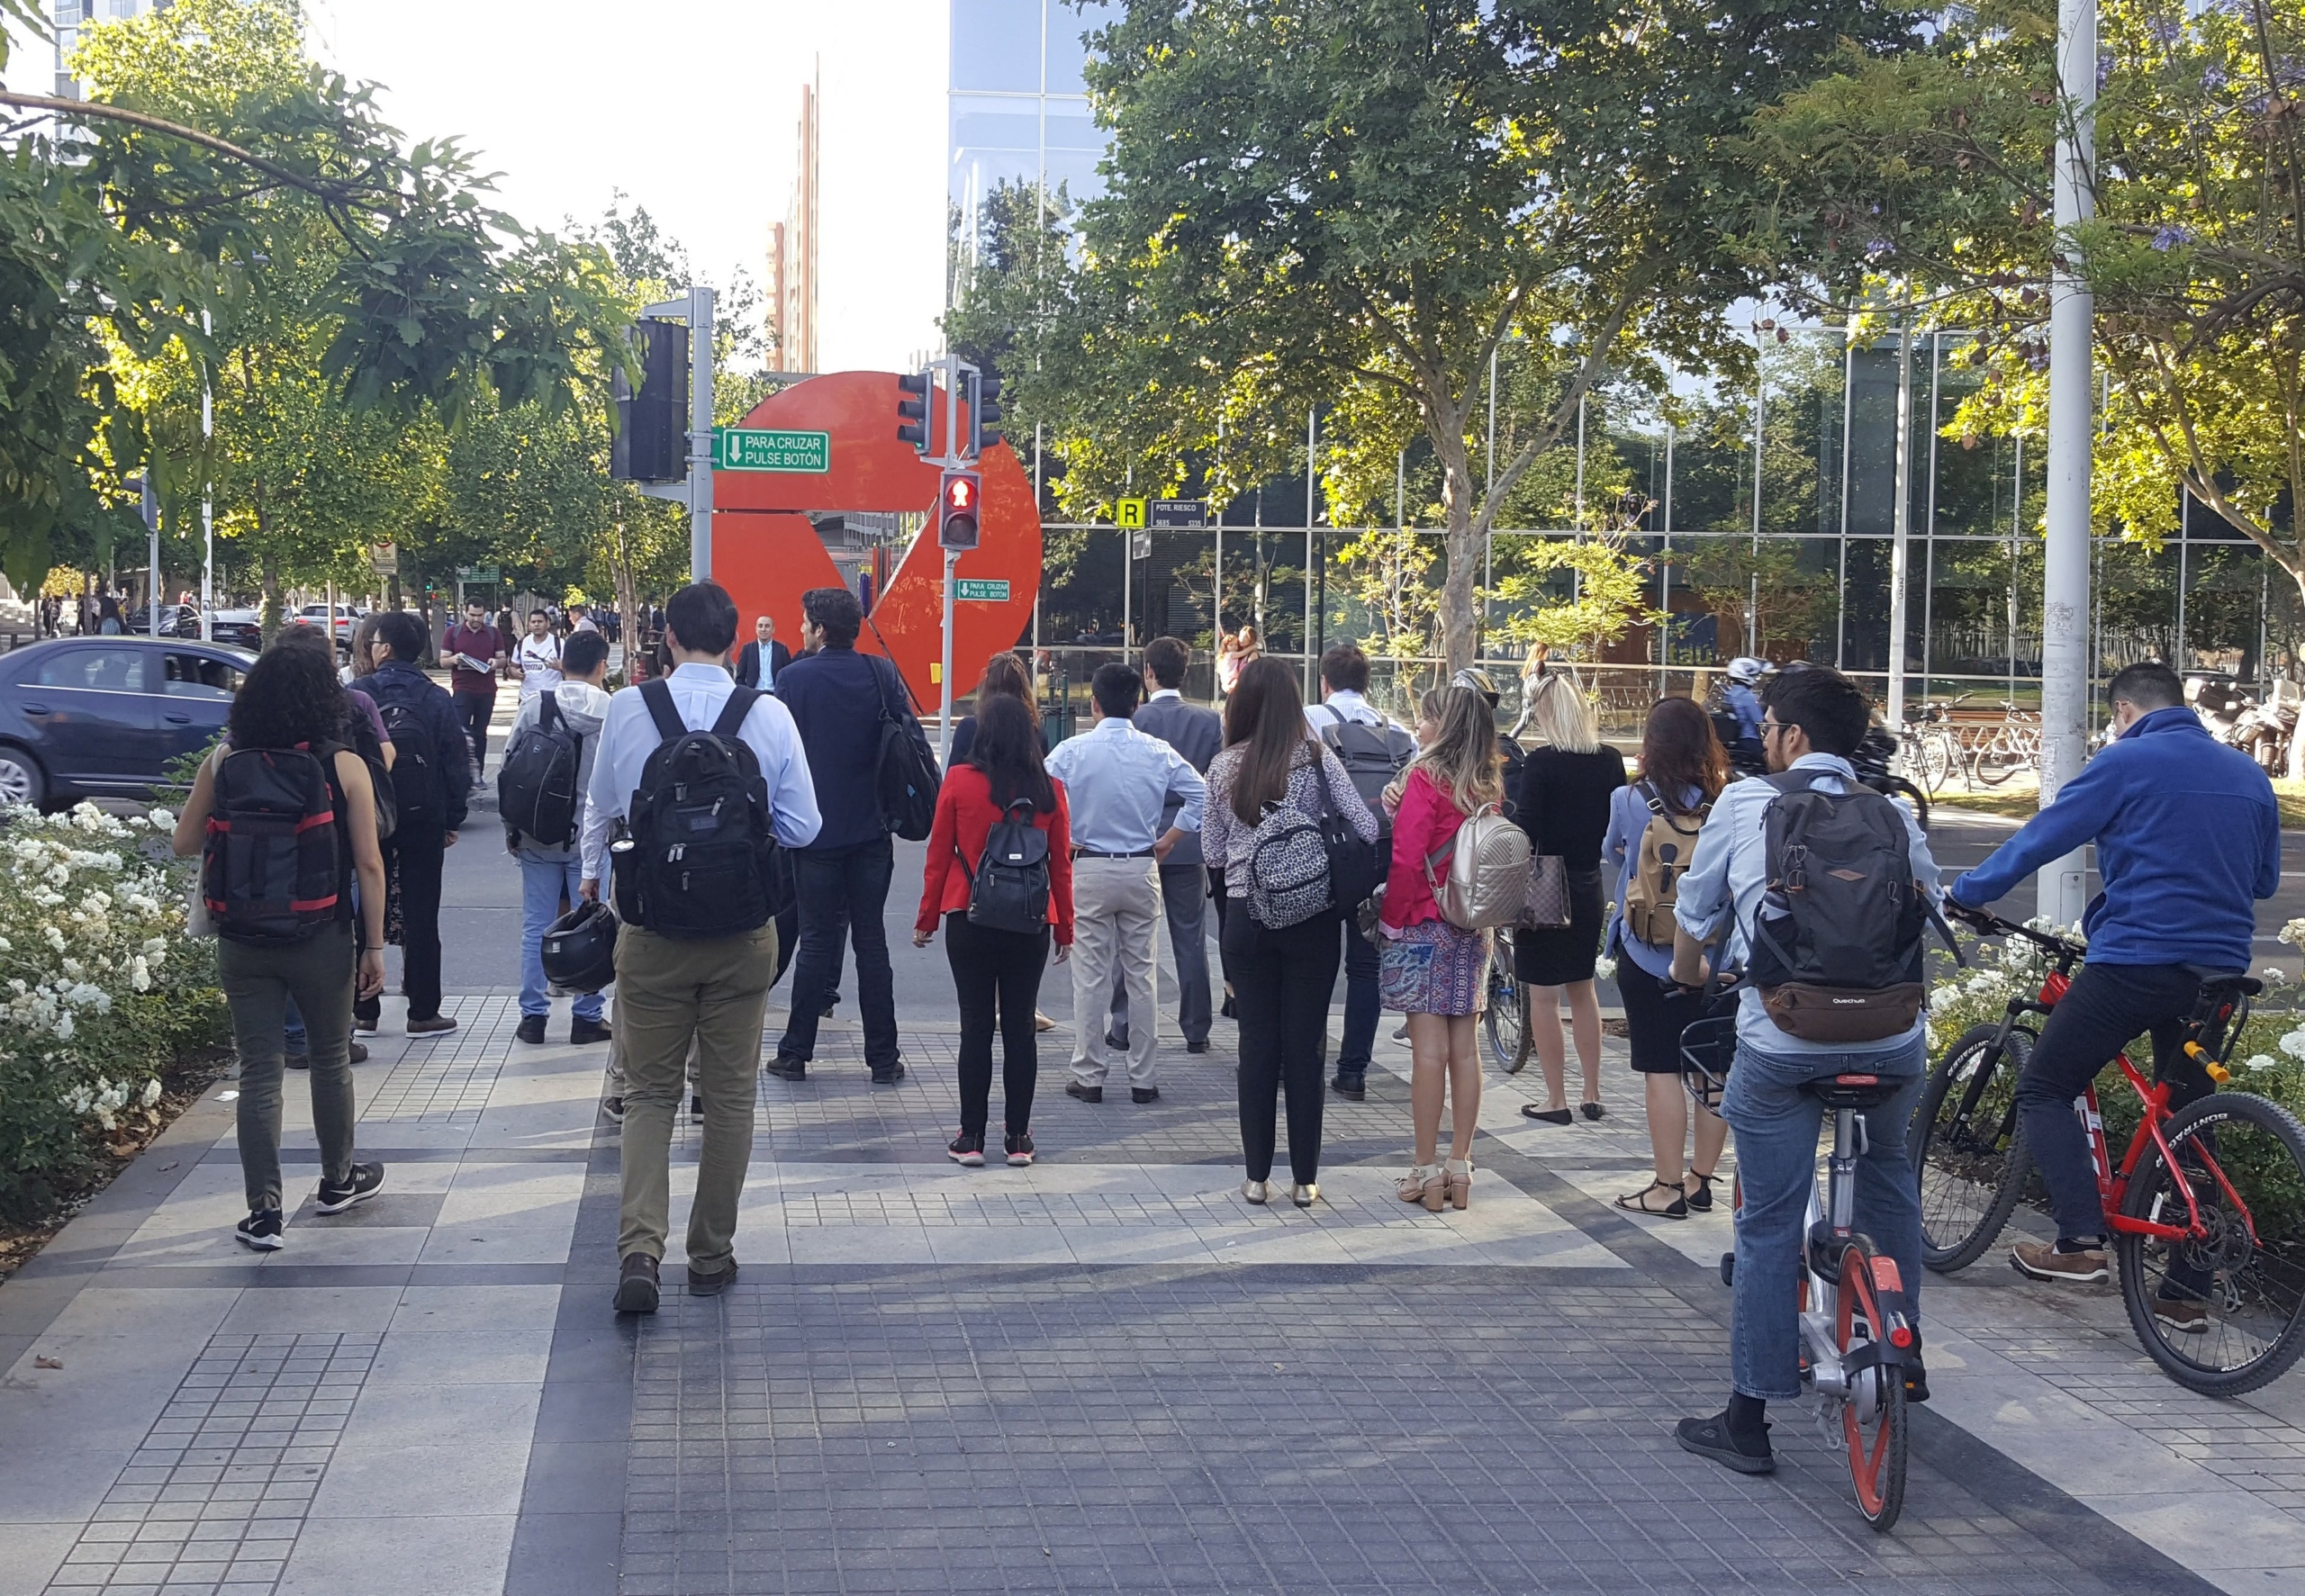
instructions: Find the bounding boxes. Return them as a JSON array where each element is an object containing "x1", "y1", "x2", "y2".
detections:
[{"x1": 1116, "y1": 498, "x2": 1147, "y2": 528}]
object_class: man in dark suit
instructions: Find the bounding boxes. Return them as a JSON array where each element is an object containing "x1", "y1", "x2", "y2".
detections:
[
  {"x1": 1111, "y1": 636, "x2": 1225, "y2": 1053},
  {"x1": 734, "y1": 613, "x2": 792, "y2": 690}
]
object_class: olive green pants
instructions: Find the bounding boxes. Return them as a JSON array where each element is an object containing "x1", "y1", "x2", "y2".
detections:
[{"x1": 614, "y1": 922, "x2": 776, "y2": 1273}]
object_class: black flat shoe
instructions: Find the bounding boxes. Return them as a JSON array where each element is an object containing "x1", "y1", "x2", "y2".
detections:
[
  {"x1": 1579, "y1": 1101, "x2": 1605, "y2": 1122},
  {"x1": 1675, "y1": 1412, "x2": 1774, "y2": 1474},
  {"x1": 1521, "y1": 1105, "x2": 1574, "y2": 1125}
]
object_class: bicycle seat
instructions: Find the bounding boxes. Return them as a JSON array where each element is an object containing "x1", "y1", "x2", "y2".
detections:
[
  {"x1": 1804, "y1": 1072, "x2": 1899, "y2": 1110},
  {"x1": 2182, "y1": 965, "x2": 2264, "y2": 997}
]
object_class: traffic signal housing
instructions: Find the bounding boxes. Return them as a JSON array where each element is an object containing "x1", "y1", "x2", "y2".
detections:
[
  {"x1": 967, "y1": 370, "x2": 1003, "y2": 457},
  {"x1": 897, "y1": 371, "x2": 930, "y2": 452},
  {"x1": 937, "y1": 469, "x2": 982, "y2": 551},
  {"x1": 610, "y1": 320, "x2": 688, "y2": 482}
]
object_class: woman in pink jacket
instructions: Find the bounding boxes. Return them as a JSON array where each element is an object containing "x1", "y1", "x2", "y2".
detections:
[{"x1": 1380, "y1": 683, "x2": 1505, "y2": 1211}]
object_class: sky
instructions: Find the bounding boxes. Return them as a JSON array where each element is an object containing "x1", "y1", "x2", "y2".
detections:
[{"x1": 295, "y1": 0, "x2": 951, "y2": 372}]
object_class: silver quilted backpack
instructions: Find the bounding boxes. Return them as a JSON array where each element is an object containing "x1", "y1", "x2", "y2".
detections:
[{"x1": 1421, "y1": 804, "x2": 1533, "y2": 930}]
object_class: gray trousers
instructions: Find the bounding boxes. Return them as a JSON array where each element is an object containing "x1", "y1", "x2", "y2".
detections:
[
  {"x1": 220, "y1": 923, "x2": 359, "y2": 1213},
  {"x1": 1070, "y1": 857, "x2": 1161, "y2": 1088},
  {"x1": 1109, "y1": 860, "x2": 1212, "y2": 1049}
]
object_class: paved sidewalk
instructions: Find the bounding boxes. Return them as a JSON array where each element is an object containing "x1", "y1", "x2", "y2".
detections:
[{"x1": 3, "y1": 978, "x2": 2300, "y2": 1595}]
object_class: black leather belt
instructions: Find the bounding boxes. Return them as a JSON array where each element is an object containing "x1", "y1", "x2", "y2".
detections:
[{"x1": 1075, "y1": 849, "x2": 1155, "y2": 859}]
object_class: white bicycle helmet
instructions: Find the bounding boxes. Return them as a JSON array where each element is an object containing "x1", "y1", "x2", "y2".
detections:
[{"x1": 1725, "y1": 656, "x2": 1767, "y2": 687}]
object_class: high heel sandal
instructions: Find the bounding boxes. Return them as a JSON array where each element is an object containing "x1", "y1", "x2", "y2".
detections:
[
  {"x1": 1443, "y1": 1159, "x2": 1472, "y2": 1211},
  {"x1": 1397, "y1": 1164, "x2": 1444, "y2": 1211},
  {"x1": 1614, "y1": 1178, "x2": 1689, "y2": 1219}
]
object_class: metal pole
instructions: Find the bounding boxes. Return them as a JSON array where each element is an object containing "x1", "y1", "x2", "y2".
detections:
[
  {"x1": 940, "y1": 547, "x2": 959, "y2": 764},
  {"x1": 2038, "y1": 0, "x2": 2097, "y2": 924},
  {"x1": 201, "y1": 306, "x2": 213, "y2": 641},
  {"x1": 1749, "y1": 350, "x2": 1765, "y2": 654},
  {"x1": 1888, "y1": 315, "x2": 1913, "y2": 729},
  {"x1": 2011, "y1": 436, "x2": 2024, "y2": 703},
  {"x1": 1305, "y1": 406, "x2": 1316, "y2": 698},
  {"x1": 1837, "y1": 317, "x2": 1857, "y2": 668},
  {"x1": 1660, "y1": 425, "x2": 1674, "y2": 670},
  {"x1": 1573, "y1": 392, "x2": 1586, "y2": 532},
  {"x1": 689, "y1": 285, "x2": 716, "y2": 582},
  {"x1": 1486, "y1": 348, "x2": 1498, "y2": 646},
  {"x1": 939, "y1": 352, "x2": 963, "y2": 758},
  {"x1": 1923, "y1": 331, "x2": 1942, "y2": 697}
]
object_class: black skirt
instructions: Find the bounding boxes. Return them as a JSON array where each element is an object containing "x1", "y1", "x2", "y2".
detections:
[
  {"x1": 1614, "y1": 949, "x2": 1699, "y2": 1073},
  {"x1": 1513, "y1": 868, "x2": 1604, "y2": 987}
]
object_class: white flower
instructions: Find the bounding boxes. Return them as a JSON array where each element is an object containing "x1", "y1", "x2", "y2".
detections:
[
  {"x1": 2279, "y1": 1028, "x2": 2305, "y2": 1061},
  {"x1": 1929, "y1": 986, "x2": 1964, "y2": 1014},
  {"x1": 1594, "y1": 956, "x2": 1618, "y2": 981},
  {"x1": 2262, "y1": 966, "x2": 2291, "y2": 990},
  {"x1": 2246, "y1": 1055, "x2": 2280, "y2": 1074},
  {"x1": 140, "y1": 1077, "x2": 161, "y2": 1107}
]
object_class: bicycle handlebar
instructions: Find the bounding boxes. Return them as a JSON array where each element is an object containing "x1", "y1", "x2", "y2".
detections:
[{"x1": 1944, "y1": 902, "x2": 2086, "y2": 960}]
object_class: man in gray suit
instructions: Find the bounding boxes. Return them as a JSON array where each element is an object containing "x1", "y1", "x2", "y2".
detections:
[{"x1": 1110, "y1": 636, "x2": 1225, "y2": 1053}]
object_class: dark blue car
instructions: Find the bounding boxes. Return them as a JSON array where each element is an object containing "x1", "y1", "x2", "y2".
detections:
[{"x1": 0, "y1": 636, "x2": 256, "y2": 808}]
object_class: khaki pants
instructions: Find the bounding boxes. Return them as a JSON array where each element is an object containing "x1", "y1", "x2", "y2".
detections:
[
  {"x1": 615, "y1": 922, "x2": 776, "y2": 1273},
  {"x1": 1069, "y1": 856, "x2": 1161, "y2": 1089}
]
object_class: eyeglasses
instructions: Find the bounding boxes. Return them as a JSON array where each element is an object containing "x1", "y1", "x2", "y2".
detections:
[{"x1": 1760, "y1": 718, "x2": 1786, "y2": 737}]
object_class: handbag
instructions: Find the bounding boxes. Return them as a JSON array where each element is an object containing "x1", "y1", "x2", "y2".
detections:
[{"x1": 1516, "y1": 853, "x2": 1572, "y2": 930}]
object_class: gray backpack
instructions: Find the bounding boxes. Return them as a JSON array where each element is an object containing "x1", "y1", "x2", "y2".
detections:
[
  {"x1": 1747, "y1": 772, "x2": 1932, "y2": 1043},
  {"x1": 1311, "y1": 706, "x2": 1415, "y2": 840},
  {"x1": 1245, "y1": 798, "x2": 1333, "y2": 930}
]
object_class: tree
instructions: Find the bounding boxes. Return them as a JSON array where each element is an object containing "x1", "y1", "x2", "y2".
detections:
[{"x1": 963, "y1": 0, "x2": 1919, "y2": 672}]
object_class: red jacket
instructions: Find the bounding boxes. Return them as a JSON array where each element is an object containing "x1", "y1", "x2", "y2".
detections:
[
  {"x1": 917, "y1": 765, "x2": 1076, "y2": 944},
  {"x1": 1380, "y1": 767, "x2": 1469, "y2": 931}
]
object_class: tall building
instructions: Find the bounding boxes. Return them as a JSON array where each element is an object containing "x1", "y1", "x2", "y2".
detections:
[
  {"x1": 50, "y1": 0, "x2": 166, "y2": 98},
  {"x1": 946, "y1": 0, "x2": 1113, "y2": 290},
  {"x1": 769, "y1": 72, "x2": 820, "y2": 373}
]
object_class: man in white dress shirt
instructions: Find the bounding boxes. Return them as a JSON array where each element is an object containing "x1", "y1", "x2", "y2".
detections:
[{"x1": 579, "y1": 582, "x2": 820, "y2": 1315}]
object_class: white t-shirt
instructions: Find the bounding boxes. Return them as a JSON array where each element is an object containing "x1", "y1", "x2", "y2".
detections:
[{"x1": 515, "y1": 631, "x2": 563, "y2": 698}]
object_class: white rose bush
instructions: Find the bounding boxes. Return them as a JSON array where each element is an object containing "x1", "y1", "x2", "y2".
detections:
[{"x1": 0, "y1": 803, "x2": 228, "y2": 1221}]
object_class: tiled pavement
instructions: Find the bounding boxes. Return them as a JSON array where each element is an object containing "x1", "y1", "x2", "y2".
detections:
[{"x1": 5, "y1": 957, "x2": 2305, "y2": 1589}]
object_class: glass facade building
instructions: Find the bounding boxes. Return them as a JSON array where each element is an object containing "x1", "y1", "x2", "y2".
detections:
[{"x1": 947, "y1": 0, "x2": 1114, "y2": 234}]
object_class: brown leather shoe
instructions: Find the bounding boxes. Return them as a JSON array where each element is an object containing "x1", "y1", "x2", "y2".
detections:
[
  {"x1": 2011, "y1": 1239, "x2": 2108, "y2": 1285},
  {"x1": 406, "y1": 1014, "x2": 459, "y2": 1036},
  {"x1": 613, "y1": 1253, "x2": 660, "y2": 1313},
  {"x1": 688, "y1": 1261, "x2": 738, "y2": 1296}
]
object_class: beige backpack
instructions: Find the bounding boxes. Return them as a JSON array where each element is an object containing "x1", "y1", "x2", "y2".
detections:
[
  {"x1": 1623, "y1": 780, "x2": 1710, "y2": 947},
  {"x1": 1422, "y1": 804, "x2": 1534, "y2": 930}
]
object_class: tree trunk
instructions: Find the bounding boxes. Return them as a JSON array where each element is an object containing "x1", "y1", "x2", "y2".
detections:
[
  {"x1": 612, "y1": 518, "x2": 643, "y2": 680},
  {"x1": 1433, "y1": 430, "x2": 1478, "y2": 674},
  {"x1": 258, "y1": 554, "x2": 282, "y2": 649}
]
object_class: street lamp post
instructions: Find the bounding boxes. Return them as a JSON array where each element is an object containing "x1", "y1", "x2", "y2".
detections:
[{"x1": 2038, "y1": 0, "x2": 2097, "y2": 926}]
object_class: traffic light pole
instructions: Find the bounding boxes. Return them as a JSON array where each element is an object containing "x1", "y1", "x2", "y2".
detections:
[
  {"x1": 638, "y1": 286, "x2": 716, "y2": 582},
  {"x1": 940, "y1": 547, "x2": 960, "y2": 763}
]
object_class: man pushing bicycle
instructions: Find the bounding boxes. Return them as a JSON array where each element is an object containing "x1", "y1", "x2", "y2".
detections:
[
  {"x1": 1945, "y1": 662, "x2": 2281, "y2": 1312},
  {"x1": 1669, "y1": 664, "x2": 1944, "y2": 1478}
]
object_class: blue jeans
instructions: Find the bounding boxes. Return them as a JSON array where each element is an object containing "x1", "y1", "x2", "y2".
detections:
[
  {"x1": 1722, "y1": 1034, "x2": 1925, "y2": 1402},
  {"x1": 1334, "y1": 838, "x2": 1391, "y2": 1076},
  {"x1": 520, "y1": 851, "x2": 603, "y2": 1020},
  {"x1": 777, "y1": 836, "x2": 899, "y2": 1069}
]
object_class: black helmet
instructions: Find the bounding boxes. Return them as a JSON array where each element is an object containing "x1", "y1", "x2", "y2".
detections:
[{"x1": 540, "y1": 900, "x2": 618, "y2": 995}]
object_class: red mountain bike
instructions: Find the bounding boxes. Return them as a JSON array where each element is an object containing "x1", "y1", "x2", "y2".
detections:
[{"x1": 1909, "y1": 907, "x2": 2305, "y2": 1395}]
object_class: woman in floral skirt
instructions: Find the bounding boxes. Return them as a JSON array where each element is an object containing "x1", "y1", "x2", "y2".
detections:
[{"x1": 1381, "y1": 682, "x2": 1506, "y2": 1211}]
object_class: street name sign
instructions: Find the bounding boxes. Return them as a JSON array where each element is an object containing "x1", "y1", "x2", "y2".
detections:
[
  {"x1": 713, "y1": 428, "x2": 831, "y2": 473},
  {"x1": 1150, "y1": 499, "x2": 1207, "y2": 527}
]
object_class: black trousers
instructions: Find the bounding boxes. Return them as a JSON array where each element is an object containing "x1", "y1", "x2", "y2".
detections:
[
  {"x1": 452, "y1": 688, "x2": 494, "y2": 773},
  {"x1": 384, "y1": 826, "x2": 447, "y2": 1023},
  {"x1": 778, "y1": 836, "x2": 899, "y2": 1068},
  {"x1": 1225, "y1": 905, "x2": 1344, "y2": 1185},
  {"x1": 945, "y1": 911, "x2": 1050, "y2": 1139},
  {"x1": 2018, "y1": 960, "x2": 2212, "y2": 1242}
]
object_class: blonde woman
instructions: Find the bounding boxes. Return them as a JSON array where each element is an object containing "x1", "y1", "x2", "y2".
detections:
[
  {"x1": 1512, "y1": 673, "x2": 1627, "y2": 1124},
  {"x1": 1380, "y1": 683, "x2": 1505, "y2": 1210}
]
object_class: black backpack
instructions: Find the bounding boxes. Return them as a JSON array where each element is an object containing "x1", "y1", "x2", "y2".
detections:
[
  {"x1": 868, "y1": 655, "x2": 940, "y2": 841},
  {"x1": 498, "y1": 693, "x2": 583, "y2": 848},
  {"x1": 612, "y1": 680, "x2": 786, "y2": 940},
  {"x1": 959, "y1": 797, "x2": 1051, "y2": 934},
  {"x1": 378, "y1": 699, "x2": 444, "y2": 829},
  {"x1": 1747, "y1": 771, "x2": 1939, "y2": 1043},
  {"x1": 341, "y1": 690, "x2": 396, "y2": 842},
  {"x1": 1311, "y1": 706, "x2": 1416, "y2": 840},
  {"x1": 202, "y1": 744, "x2": 350, "y2": 945}
]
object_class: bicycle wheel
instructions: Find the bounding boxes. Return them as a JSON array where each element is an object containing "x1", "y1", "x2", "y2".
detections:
[
  {"x1": 1484, "y1": 935, "x2": 1528, "y2": 1073},
  {"x1": 1908, "y1": 1024, "x2": 2033, "y2": 1271},
  {"x1": 1916, "y1": 733, "x2": 1952, "y2": 798},
  {"x1": 1836, "y1": 1237, "x2": 1909, "y2": 1532},
  {"x1": 1975, "y1": 738, "x2": 2020, "y2": 786},
  {"x1": 2116, "y1": 1090, "x2": 2305, "y2": 1396},
  {"x1": 1876, "y1": 775, "x2": 1930, "y2": 835}
]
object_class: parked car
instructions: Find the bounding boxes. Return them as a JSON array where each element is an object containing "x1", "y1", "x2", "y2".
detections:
[
  {"x1": 123, "y1": 604, "x2": 203, "y2": 640},
  {"x1": 0, "y1": 636, "x2": 254, "y2": 807},
  {"x1": 296, "y1": 603, "x2": 363, "y2": 645},
  {"x1": 205, "y1": 609, "x2": 263, "y2": 650}
]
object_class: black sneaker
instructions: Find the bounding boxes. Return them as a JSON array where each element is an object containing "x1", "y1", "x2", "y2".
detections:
[
  {"x1": 1675, "y1": 1411, "x2": 1775, "y2": 1475},
  {"x1": 514, "y1": 1014, "x2": 547, "y2": 1044},
  {"x1": 1066, "y1": 1081, "x2": 1103, "y2": 1104},
  {"x1": 764, "y1": 1056, "x2": 807, "y2": 1082},
  {"x1": 601, "y1": 1096, "x2": 626, "y2": 1125},
  {"x1": 235, "y1": 1209, "x2": 285, "y2": 1251},
  {"x1": 570, "y1": 1016, "x2": 612, "y2": 1045},
  {"x1": 948, "y1": 1132, "x2": 986, "y2": 1167},
  {"x1": 313, "y1": 1163, "x2": 385, "y2": 1215},
  {"x1": 1131, "y1": 1087, "x2": 1160, "y2": 1105},
  {"x1": 1004, "y1": 1130, "x2": 1035, "y2": 1167},
  {"x1": 1330, "y1": 1073, "x2": 1366, "y2": 1102}
]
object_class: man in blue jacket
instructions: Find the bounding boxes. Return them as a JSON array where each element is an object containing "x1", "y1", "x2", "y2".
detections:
[
  {"x1": 764, "y1": 586, "x2": 935, "y2": 1084},
  {"x1": 1947, "y1": 661, "x2": 2280, "y2": 1309}
]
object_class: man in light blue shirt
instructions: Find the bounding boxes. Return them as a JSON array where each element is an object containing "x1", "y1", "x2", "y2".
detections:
[
  {"x1": 1044, "y1": 662, "x2": 1207, "y2": 1103},
  {"x1": 1667, "y1": 664, "x2": 1939, "y2": 1478}
]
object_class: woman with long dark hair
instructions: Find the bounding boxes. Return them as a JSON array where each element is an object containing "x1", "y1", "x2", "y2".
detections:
[
  {"x1": 1607, "y1": 697, "x2": 1731, "y2": 1216},
  {"x1": 172, "y1": 639, "x2": 390, "y2": 1250},
  {"x1": 1200, "y1": 656, "x2": 1378, "y2": 1205},
  {"x1": 950, "y1": 651, "x2": 1044, "y2": 764},
  {"x1": 915, "y1": 692, "x2": 1075, "y2": 1167}
]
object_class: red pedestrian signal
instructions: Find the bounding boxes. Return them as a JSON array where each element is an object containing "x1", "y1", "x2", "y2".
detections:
[{"x1": 938, "y1": 469, "x2": 982, "y2": 551}]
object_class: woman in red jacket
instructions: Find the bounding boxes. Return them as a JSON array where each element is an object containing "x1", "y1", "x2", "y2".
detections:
[
  {"x1": 1380, "y1": 683, "x2": 1505, "y2": 1212},
  {"x1": 915, "y1": 693, "x2": 1074, "y2": 1167}
]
